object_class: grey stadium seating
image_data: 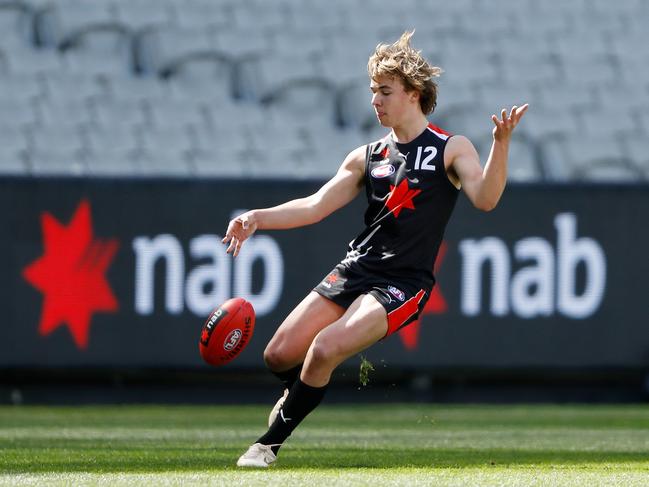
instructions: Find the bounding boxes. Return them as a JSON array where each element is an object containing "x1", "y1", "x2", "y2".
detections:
[{"x1": 0, "y1": 0, "x2": 647, "y2": 183}]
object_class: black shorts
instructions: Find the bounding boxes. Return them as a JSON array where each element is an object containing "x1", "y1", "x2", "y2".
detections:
[{"x1": 313, "y1": 263, "x2": 430, "y2": 337}]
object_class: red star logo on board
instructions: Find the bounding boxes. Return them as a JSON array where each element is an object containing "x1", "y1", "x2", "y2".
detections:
[
  {"x1": 22, "y1": 200, "x2": 120, "y2": 350},
  {"x1": 385, "y1": 179, "x2": 422, "y2": 218},
  {"x1": 326, "y1": 274, "x2": 338, "y2": 284},
  {"x1": 398, "y1": 242, "x2": 448, "y2": 350}
]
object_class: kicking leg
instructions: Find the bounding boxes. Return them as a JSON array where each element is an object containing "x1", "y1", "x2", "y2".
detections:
[
  {"x1": 264, "y1": 291, "x2": 346, "y2": 386},
  {"x1": 239, "y1": 293, "x2": 387, "y2": 466},
  {"x1": 263, "y1": 292, "x2": 345, "y2": 427}
]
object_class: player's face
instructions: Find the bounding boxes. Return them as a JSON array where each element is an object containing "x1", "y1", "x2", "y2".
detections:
[{"x1": 370, "y1": 76, "x2": 418, "y2": 128}]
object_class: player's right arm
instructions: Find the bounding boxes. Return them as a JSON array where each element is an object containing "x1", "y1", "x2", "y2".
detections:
[{"x1": 222, "y1": 145, "x2": 366, "y2": 256}]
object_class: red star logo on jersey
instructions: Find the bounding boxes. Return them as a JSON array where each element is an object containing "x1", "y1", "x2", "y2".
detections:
[
  {"x1": 22, "y1": 200, "x2": 120, "y2": 349},
  {"x1": 398, "y1": 242, "x2": 448, "y2": 350},
  {"x1": 385, "y1": 179, "x2": 422, "y2": 218}
]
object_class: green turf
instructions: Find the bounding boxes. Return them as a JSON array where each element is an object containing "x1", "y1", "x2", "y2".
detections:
[{"x1": 1, "y1": 404, "x2": 648, "y2": 486}]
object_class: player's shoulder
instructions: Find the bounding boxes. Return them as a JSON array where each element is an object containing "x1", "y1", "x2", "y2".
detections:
[
  {"x1": 425, "y1": 122, "x2": 453, "y2": 142},
  {"x1": 340, "y1": 144, "x2": 369, "y2": 176}
]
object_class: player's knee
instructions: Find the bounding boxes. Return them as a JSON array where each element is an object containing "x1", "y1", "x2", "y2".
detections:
[
  {"x1": 263, "y1": 344, "x2": 288, "y2": 371},
  {"x1": 307, "y1": 334, "x2": 339, "y2": 366}
]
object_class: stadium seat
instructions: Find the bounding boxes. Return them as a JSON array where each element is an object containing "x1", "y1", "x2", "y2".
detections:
[
  {"x1": 0, "y1": 0, "x2": 32, "y2": 46},
  {"x1": 134, "y1": 26, "x2": 220, "y2": 77},
  {"x1": 615, "y1": 54, "x2": 649, "y2": 89},
  {"x1": 247, "y1": 121, "x2": 310, "y2": 177},
  {"x1": 562, "y1": 134, "x2": 630, "y2": 180},
  {"x1": 514, "y1": 10, "x2": 569, "y2": 38},
  {"x1": 85, "y1": 151, "x2": 140, "y2": 177},
  {"x1": 0, "y1": 125, "x2": 28, "y2": 174},
  {"x1": 435, "y1": 104, "x2": 494, "y2": 142},
  {"x1": 3, "y1": 45, "x2": 65, "y2": 75},
  {"x1": 63, "y1": 45, "x2": 133, "y2": 78},
  {"x1": 621, "y1": 136, "x2": 649, "y2": 176},
  {"x1": 306, "y1": 124, "x2": 367, "y2": 178},
  {"x1": 28, "y1": 125, "x2": 85, "y2": 158},
  {"x1": 230, "y1": 1, "x2": 290, "y2": 32},
  {"x1": 147, "y1": 98, "x2": 206, "y2": 130},
  {"x1": 477, "y1": 85, "x2": 537, "y2": 118},
  {"x1": 439, "y1": 48, "x2": 499, "y2": 87},
  {"x1": 136, "y1": 149, "x2": 192, "y2": 177},
  {"x1": 192, "y1": 124, "x2": 250, "y2": 158},
  {"x1": 550, "y1": 33, "x2": 614, "y2": 62},
  {"x1": 579, "y1": 108, "x2": 638, "y2": 137},
  {"x1": 236, "y1": 53, "x2": 321, "y2": 102},
  {"x1": 190, "y1": 149, "x2": 249, "y2": 178},
  {"x1": 537, "y1": 82, "x2": 597, "y2": 113},
  {"x1": 38, "y1": 99, "x2": 94, "y2": 127},
  {"x1": 85, "y1": 126, "x2": 140, "y2": 159},
  {"x1": 28, "y1": 150, "x2": 86, "y2": 176},
  {"x1": 42, "y1": 72, "x2": 107, "y2": 101},
  {"x1": 189, "y1": 120, "x2": 251, "y2": 177},
  {"x1": 113, "y1": 0, "x2": 174, "y2": 32},
  {"x1": 434, "y1": 77, "x2": 478, "y2": 121},
  {"x1": 92, "y1": 98, "x2": 150, "y2": 128},
  {"x1": 34, "y1": 1, "x2": 123, "y2": 49},
  {"x1": 0, "y1": 98, "x2": 40, "y2": 127},
  {"x1": 594, "y1": 82, "x2": 649, "y2": 114},
  {"x1": 0, "y1": 48, "x2": 8, "y2": 75},
  {"x1": 212, "y1": 28, "x2": 270, "y2": 61},
  {"x1": 499, "y1": 53, "x2": 560, "y2": 87},
  {"x1": 172, "y1": 0, "x2": 229, "y2": 30},
  {"x1": 288, "y1": 2, "x2": 347, "y2": 35},
  {"x1": 558, "y1": 52, "x2": 617, "y2": 86},
  {"x1": 203, "y1": 99, "x2": 266, "y2": 132},
  {"x1": 262, "y1": 78, "x2": 338, "y2": 128},
  {"x1": 272, "y1": 28, "x2": 326, "y2": 60},
  {"x1": 336, "y1": 76, "x2": 376, "y2": 130},
  {"x1": 0, "y1": 73, "x2": 43, "y2": 102},
  {"x1": 523, "y1": 107, "x2": 579, "y2": 140},
  {"x1": 319, "y1": 40, "x2": 374, "y2": 98},
  {"x1": 159, "y1": 51, "x2": 233, "y2": 100},
  {"x1": 575, "y1": 160, "x2": 644, "y2": 183},
  {"x1": 106, "y1": 76, "x2": 172, "y2": 102},
  {"x1": 139, "y1": 127, "x2": 193, "y2": 158},
  {"x1": 475, "y1": 133, "x2": 543, "y2": 182},
  {"x1": 537, "y1": 138, "x2": 572, "y2": 182},
  {"x1": 458, "y1": 7, "x2": 514, "y2": 39}
]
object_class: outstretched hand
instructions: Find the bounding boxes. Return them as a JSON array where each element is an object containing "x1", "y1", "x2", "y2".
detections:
[
  {"x1": 222, "y1": 212, "x2": 258, "y2": 257},
  {"x1": 492, "y1": 104, "x2": 529, "y2": 142}
]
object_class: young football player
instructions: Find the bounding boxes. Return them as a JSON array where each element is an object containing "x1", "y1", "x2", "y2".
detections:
[{"x1": 223, "y1": 30, "x2": 528, "y2": 467}]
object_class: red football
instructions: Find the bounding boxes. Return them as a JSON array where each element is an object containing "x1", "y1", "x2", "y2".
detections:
[{"x1": 199, "y1": 297, "x2": 255, "y2": 367}]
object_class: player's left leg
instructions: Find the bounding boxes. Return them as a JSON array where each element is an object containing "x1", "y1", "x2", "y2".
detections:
[
  {"x1": 237, "y1": 293, "x2": 387, "y2": 467},
  {"x1": 299, "y1": 293, "x2": 388, "y2": 387}
]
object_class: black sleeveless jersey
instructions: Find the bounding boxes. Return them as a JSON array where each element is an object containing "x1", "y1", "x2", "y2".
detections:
[{"x1": 342, "y1": 123, "x2": 460, "y2": 289}]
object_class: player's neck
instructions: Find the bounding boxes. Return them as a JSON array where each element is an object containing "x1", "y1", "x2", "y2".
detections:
[{"x1": 390, "y1": 115, "x2": 429, "y2": 144}]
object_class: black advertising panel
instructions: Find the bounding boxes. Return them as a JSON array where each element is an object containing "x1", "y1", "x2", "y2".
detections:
[{"x1": 2, "y1": 177, "x2": 648, "y2": 369}]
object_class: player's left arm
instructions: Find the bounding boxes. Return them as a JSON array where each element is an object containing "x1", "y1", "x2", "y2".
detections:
[{"x1": 446, "y1": 104, "x2": 528, "y2": 211}]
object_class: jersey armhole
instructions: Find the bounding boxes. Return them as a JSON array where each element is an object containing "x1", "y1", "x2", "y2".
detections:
[
  {"x1": 363, "y1": 142, "x2": 374, "y2": 198},
  {"x1": 441, "y1": 135, "x2": 462, "y2": 191}
]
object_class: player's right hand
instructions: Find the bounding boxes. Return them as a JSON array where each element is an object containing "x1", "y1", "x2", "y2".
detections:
[{"x1": 222, "y1": 212, "x2": 258, "y2": 257}]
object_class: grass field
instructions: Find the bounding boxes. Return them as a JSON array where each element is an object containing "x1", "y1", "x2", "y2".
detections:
[{"x1": 1, "y1": 403, "x2": 648, "y2": 486}]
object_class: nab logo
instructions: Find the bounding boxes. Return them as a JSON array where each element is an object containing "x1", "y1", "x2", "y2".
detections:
[{"x1": 22, "y1": 200, "x2": 120, "y2": 349}]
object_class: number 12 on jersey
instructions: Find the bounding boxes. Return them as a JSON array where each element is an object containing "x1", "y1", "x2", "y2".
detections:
[{"x1": 414, "y1": 146, "x2": 437, "y2": 171}]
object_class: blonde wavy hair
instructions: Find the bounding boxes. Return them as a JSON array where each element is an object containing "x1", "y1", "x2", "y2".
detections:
[{"x1": 368, "y1": 30, "x2": 442, "y2": 115}]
